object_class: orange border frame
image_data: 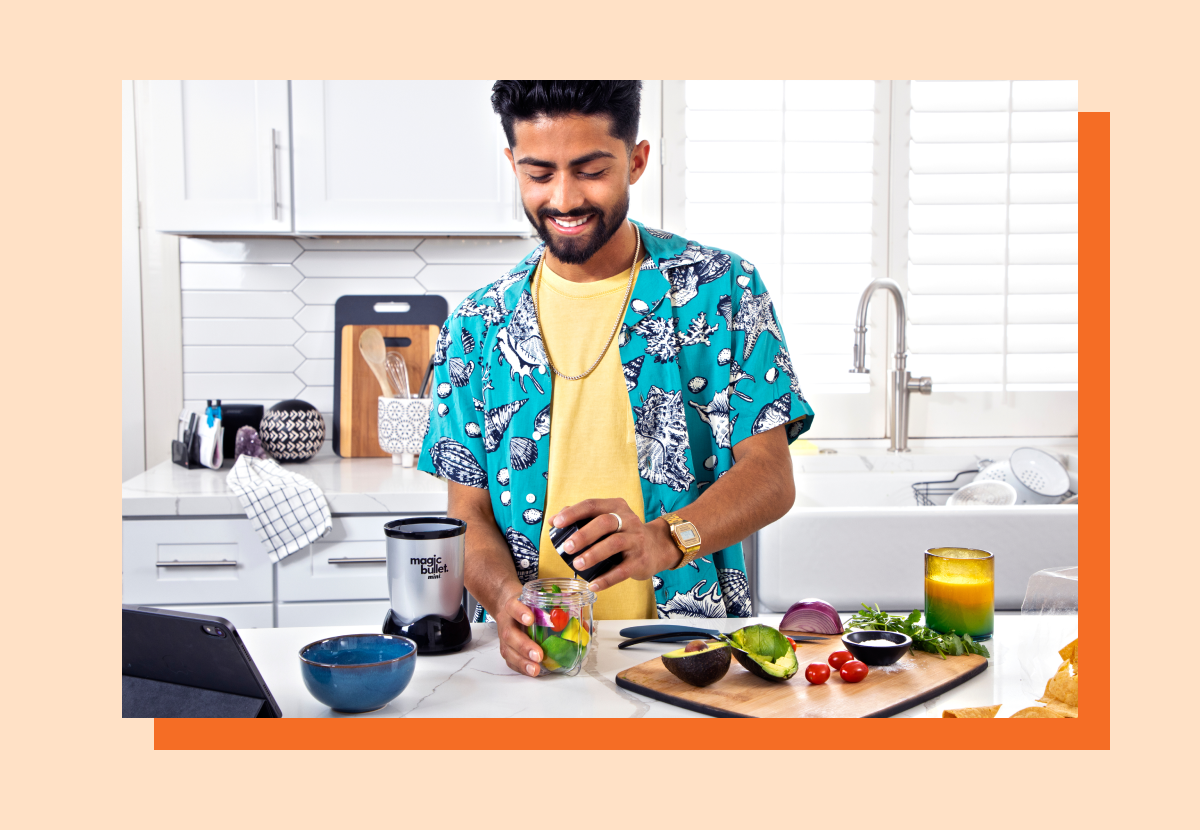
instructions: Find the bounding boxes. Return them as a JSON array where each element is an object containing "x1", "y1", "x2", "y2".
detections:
[{"x1": 154, "y1": 113, "x2": 1110, "y2": 751}]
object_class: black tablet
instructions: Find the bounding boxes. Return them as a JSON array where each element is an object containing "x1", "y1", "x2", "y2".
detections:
[{"x1": 122, "y1": 606, "x2": 282, "y2": 718}]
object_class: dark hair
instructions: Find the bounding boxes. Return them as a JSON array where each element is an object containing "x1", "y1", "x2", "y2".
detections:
[{"x1": 491, "y1": 81, "x2": 642, "y2": 150}]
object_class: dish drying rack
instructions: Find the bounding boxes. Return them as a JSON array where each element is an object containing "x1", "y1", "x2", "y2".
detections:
[
  {"x1": 911, "y1": 470, "x2": 979, "y2": 506},
  {"x1": 912, "y1": 468, "x2": 1076, "y2": 506}
]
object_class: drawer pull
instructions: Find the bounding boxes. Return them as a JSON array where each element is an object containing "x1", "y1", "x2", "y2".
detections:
[
  {"x1": 328, "y1": 556, "x2": 387, "y2": 565},
  {"x1": 156, "y1": 559, "x2": 238, "y2": 568}
]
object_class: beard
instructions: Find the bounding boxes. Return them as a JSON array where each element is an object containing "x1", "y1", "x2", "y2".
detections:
[{"x1": 526, "y1": 190, "x2": 630, "y2": 266}]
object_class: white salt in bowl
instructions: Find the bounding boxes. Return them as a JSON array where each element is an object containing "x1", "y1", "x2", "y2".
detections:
[{"x1": 841, "y1": 630, "x2": 912, "y2": 666}]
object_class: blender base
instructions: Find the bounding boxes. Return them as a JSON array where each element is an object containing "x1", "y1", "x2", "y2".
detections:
[{"x1": 382, "y1": 606, "x2": 473, "y2": 654}]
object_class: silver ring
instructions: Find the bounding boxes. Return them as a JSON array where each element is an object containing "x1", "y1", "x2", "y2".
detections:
[{"x1": 608, "y1": 512, "x2": 623, "y2": 532}]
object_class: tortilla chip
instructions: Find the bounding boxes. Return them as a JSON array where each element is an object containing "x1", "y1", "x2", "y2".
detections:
[
  {"x1": 1059, "y1": 638, "x2": 1077, "y2": 667},
  {"x1": 1010, "y1": 706, "x2": 1067, "y2": 718},
  {"x1": 1041, "y1": 668, "x2": 1079, "y2": 708},
  {"x1": 1040, "y1": 698, "x2": 1079, "y2": 718},
  {"x1": 942, "y1": 704, "x2": 1002, "y2": 718}
]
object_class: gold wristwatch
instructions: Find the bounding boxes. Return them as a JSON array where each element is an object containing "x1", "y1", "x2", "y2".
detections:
[{"x1": 664, "y1": 513, "x2": 702, "y2": 569}]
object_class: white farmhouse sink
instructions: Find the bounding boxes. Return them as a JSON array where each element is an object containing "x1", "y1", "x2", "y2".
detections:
[{"x1": 754, "y1": 446, "x2": 1078, "y2": 613}]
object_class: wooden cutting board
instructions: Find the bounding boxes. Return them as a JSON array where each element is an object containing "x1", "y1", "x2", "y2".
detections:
[
  {"x1": 615, "y1": 636, "x2": 988, "y2": 718},
  {"x1": 338, "y1": 324, "x2": 439, "y2": 458}
]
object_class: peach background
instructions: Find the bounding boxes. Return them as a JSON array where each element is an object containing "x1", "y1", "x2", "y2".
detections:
[{"x1": 4, "y1": 0, "x2": 1193, "y2": 825}]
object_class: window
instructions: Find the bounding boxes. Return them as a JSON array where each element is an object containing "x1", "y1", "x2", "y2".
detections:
[{"x1": 661, "y1": 80, "x2": 1078, "y2": 440}]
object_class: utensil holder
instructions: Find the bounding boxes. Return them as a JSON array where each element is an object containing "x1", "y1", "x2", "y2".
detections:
[{"x1": 377, "y1": 396, "x2": 433, "y2": 467}]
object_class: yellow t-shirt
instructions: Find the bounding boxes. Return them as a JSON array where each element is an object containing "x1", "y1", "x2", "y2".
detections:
[{"x1": 535, "y1": 261, "x2": 657, "y2": 620}]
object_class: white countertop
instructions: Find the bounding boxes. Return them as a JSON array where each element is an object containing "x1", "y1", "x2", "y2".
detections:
[
  {"x1": 122, "y1": 456, "x2": 447, "y2": 517},
  {"x1": 240, "y1": 613, "x2": 1075, "y2": 718}
]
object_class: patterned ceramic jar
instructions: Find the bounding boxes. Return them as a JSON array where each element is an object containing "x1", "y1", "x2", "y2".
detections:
[
  {"x1": 378, "y1": 397, "x2": 433, "y2": 466},
  {"x1": 259, "y1": 399, "x2": 325, "y2": 462}
]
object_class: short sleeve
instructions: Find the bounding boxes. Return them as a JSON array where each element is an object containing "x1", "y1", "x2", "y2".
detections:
[
  {"x1": 727, "y1": 259, "x2": 815, "y2": 448},
  {"x1": 417, "y1": 311, "x2": 489, "y2": 488}
]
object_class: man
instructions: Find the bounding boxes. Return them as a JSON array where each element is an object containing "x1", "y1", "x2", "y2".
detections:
[{"x1": 418, "y1": 81, "x2": 813, "y2": 678}]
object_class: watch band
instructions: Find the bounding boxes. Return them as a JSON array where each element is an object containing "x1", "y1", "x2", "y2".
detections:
[{"x1": 664, "y1": 513, "x2": 703, "y2": 569}]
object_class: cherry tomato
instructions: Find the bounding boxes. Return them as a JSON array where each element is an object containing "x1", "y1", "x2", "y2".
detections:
[
  {"x1": 786, "y1": 637, "x2": 799, "y2": 651},
  {"x1": 827, "y1": 650, "x2": 853, "y2": 671},
  {"x1": 839, "y1": 660, "x2": 869, "y2": 683},
  {"x1": 549, "y1": 608, "x2": 569, "y2": 631},
  {"x1": 804, "y1": 662, "x2": 831, "y2": 685}
]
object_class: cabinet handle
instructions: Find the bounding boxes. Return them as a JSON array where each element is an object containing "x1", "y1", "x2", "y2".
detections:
[
  {"x1": 271, "y1": 128, "x2": 282, "y2": 222},
  {"x1": 513, "y1": 173, "x2": 521, "y2": 221},
  {"x1": 156, "y1": 559, "x2": 238, "y2": 568},
  {"x1": 328, "y1": 556, "x2": 386, "y2": 565}
]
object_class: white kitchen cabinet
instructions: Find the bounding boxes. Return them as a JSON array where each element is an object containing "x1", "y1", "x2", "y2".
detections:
[
  {"x1": 123, "y1": 517, "x2": 275, "y2": 605},
  {"x1": 276, "y1": 516, "x2": 390, "y2": 602},
  {"x1": 292, "y1": 80, "x2": 529, "y2": 235},
  {"x1": 145, "y1": 80, "x2": 292, "y2": 233}
]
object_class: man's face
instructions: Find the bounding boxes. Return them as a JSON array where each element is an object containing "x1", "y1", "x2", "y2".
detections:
[{"x1": 506, "y1": 114, "x2": 648, "y2": 265}]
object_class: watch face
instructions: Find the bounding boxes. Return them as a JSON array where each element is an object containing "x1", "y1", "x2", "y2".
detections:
[{"x1": 676, "y1": 524, "x2": 698, "y2": 544}]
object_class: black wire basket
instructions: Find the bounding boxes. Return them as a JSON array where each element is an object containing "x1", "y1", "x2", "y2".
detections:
[{"x1": 911, "y1": 469, "x2": 980, "y2": 506}]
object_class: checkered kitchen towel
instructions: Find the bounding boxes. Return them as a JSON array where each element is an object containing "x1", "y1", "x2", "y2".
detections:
[{"x1": 226, "y1": 455, "x2": 332, "y2": 562}]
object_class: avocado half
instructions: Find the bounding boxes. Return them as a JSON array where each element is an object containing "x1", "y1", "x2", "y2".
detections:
[
  {"x1": 661, "y1": 641, "x2": 732, "y2": 687},
  {"x1": 729, "y1": 625, "x2": 799, "y2": 682}
]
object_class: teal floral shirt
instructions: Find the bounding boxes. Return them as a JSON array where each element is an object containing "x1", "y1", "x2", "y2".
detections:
[{"x1": 418, "y1": 220, "x2": 814, "y2": 619}]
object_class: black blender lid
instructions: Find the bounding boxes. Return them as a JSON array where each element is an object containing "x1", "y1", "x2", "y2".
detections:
[{"x1": 384, "y1": 517, "x2": 467, "y2": 540}]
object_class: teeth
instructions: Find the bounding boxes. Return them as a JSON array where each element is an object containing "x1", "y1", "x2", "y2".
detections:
[{"x1": 553, "y1": 216, "x2": 588, "y2": 228}]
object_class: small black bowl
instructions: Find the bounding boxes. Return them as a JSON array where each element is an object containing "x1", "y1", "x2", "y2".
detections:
[{"x1": 841, "y1": 630, "x2": 912, "y2": 666}]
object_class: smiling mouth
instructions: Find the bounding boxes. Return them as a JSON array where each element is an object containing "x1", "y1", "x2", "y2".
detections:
[{"x1": 549, "y1": 214, "x2": 592, "y2": 230}]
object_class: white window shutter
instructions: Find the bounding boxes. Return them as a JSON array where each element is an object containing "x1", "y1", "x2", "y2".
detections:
[{"x1": 905, "y1": 80, "x2": 1078, "y2": 394}]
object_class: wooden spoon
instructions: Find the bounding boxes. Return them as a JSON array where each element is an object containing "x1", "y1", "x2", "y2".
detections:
[{"x1": 358, "y1": 328, "x2": 395, "y2": 397}]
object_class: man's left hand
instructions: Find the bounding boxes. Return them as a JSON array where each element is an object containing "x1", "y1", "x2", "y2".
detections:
[{"x1": 549, "y1": 499, "x2": 680, "y2": 592}]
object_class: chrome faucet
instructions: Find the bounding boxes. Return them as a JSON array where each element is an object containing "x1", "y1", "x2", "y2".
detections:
[{"x1": 851, "y1": 278, "x2": 932, "y2": 452}]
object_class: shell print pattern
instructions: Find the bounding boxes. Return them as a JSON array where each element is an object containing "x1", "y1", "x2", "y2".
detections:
[
  {"x1": 656, "y1": 580, "x2": 725, "y2": 619},
  {"x1": 448, "y1": 357, "x2": 474, "y2": 387},
  {"x1": 657, "y1": 242, "x2": 732, "y2": 307},
  {"x1": 687, "y1": 376, "x2": 707, "y2": 394},
  {"x1": 532, "y1": 404, "x2": 550, "y2": 441},
  {"x1": 717, "y1": 295, "x2": 733, "y2": 329},
  {"x1": 522, "y1": 508, "x2": 543, "y2": 525},
  {"x1": 432, "y1": 323, "x2": 452, "y2": 366},
  {"x1": 509, "y1": 436, "x2": 538, "y2": 471},
  {"x1": 752, "y1": 394, "x2": 792, "y2": 435},
  {"x1": 460, "y1": 328, "x2": 476, "y2": 355},
  {"x1": 773, "y1": 348, "x2": 805, "y2": 400},
  {"x1": 505, "y1": 527, "x2": 539, "y2": 584},
  {"x1": 730, "y1": 287, "x2": 784, "y2": 361},
  {"x1": 632, "y1": 385, "x2": 695, "y2": 493},
  {"x1": 492, "y1": 290, "x2": 547, "y2": 395},
  {"x1": 644, "y1": 227, "x2": 676, "y2": 240},
  {"x1": 428, "y1": 437, "x2": 487, "y2": 488},
  {"x1": 687, "y1": 370, "x2": 753, "y2": 450},
  {"x1": 717, "y1": 568, "x2": 752, "y2": 617},
  {"x1": 623, "y1": 355, "x2": 645, "y2": 392},
  {"x1": 484, "y1": 398, "x2": 527, "y2": 453}
]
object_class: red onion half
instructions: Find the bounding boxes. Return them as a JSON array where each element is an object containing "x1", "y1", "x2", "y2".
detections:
[{"x1": 780, "y1": 598, "x2": 844, "y2": 634}]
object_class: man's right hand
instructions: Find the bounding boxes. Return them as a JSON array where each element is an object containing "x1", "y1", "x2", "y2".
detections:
[
  {"x1": 448, "y1": 480, "x2": 546, "y2": 679},
  {"x1": 494, "y1": 591, "x2": 545, "y2": 677}
]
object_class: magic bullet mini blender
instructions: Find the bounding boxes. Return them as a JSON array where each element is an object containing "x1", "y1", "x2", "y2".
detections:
[{"x1": 381, "y1": 518, "x2": 472, "y2": 654}]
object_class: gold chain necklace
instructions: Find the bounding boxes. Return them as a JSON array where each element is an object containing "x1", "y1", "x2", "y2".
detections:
[{"x1": 533, "y1": 221, "x2": 641, "y2": 382}]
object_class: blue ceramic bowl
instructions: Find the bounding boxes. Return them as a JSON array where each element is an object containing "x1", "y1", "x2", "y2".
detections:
[{"x1": 299, "y1": 634, "x2": 417, "y2": 713}]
